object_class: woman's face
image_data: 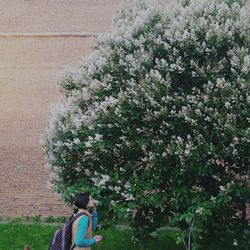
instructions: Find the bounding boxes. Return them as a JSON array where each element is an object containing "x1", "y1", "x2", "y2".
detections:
[{"x1": 87, "y1": 195, "x2": 95, "y2": 209}]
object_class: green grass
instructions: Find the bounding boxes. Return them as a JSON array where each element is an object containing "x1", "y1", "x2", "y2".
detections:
[
  {"x1": 0, "y1": 222, "x2": 184, "y2": 250},
  {"x1": 0, "y1": 215, "x2": 67, "y2": 224}
]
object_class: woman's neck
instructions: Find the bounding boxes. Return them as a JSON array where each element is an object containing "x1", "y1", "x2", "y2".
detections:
[{"x1": 78, "y1": 208, "x2": 89, "y2": 212}]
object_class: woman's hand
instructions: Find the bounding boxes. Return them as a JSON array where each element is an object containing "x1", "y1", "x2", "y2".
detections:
[
  {"x1": 94, "y1": 235, "x2": 102, "y2": 243},
  {"x1": 92, "y1": 199, "x2": 98, "y2": 212}
]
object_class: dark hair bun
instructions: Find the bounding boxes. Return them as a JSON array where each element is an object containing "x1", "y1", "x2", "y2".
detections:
[{"x1": 74, "y1": 192, "x2": 90, "y2": 209}]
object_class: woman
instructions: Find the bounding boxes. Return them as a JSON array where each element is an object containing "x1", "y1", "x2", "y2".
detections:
[{"x1": 71, "y1": 192, "x2": 102, "y2": 250}]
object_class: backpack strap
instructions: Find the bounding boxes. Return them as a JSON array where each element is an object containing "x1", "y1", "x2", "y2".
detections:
[{"x1": 72, "y1": 212, "x2": 88, "y2": 222}]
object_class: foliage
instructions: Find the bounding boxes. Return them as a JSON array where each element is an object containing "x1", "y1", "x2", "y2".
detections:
[{"x1": 42, "y1": 0, "x2": 250, "y2": 249}]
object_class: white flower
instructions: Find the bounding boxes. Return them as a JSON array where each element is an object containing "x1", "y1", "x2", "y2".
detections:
[
  {"x1": 212, "y1": 175, "x2": 221, "y2": 181},
  {"x1": 210, "y1": 196, "x2": 216, "y2": 202},
  {"x1": 91, "y1": 174, "x2": 110, "y2": 188},
  {"x1": 73, "y1": 138, "x2": 80, "y2": 145},
  {"x1": 149, "y1": 231, "x2": 157, "y2": 238},
  {"x1": 224, "y1": 102, "x2": 231, "y2": 109},
  {"x1": 85, "y1": 141, "x2": 92, "y2": 148},
  {"x1": 242, "y1": 55, "x2": 250, "y2": 74},
  {"x1": 232, "y1": 149, "x2": 238, "y2": 156},
  {"x1": 123, "y1": 193, "x2": 135, "y2": 201},
  {"x1": 95, "y1": 134, "x2": 103, "y2": 141},
  {"x1": 191, "y1": 71, "x2": 197, "y2": 77},
  {"x1": 195, "y1": 207, "x2": 203, "y2": 215}
]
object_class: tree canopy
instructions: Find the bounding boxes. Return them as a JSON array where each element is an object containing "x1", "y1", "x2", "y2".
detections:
[{"x1": 42, "y1": 0, "x2": 250, "y2": 249}]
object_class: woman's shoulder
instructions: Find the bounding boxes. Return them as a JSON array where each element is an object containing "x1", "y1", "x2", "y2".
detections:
[
  {"x1": 77, "y1": 213, "x2": 89, "y2": 220},
  {"x1": 73, "y1": 214, "x2": 89, "y2": 224}
]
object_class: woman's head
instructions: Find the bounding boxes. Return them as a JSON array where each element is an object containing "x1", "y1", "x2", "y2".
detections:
[{"x1": 74, "y1": 192, "x2": 95, "y2": 210}]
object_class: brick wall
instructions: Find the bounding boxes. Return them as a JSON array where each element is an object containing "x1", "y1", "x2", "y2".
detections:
[
  {"x1": 0, "y1": 36, "x2": 94, "y2": 217},
  {"x1": 0, "y1": 0, "x2": 124, "y2": 217}
]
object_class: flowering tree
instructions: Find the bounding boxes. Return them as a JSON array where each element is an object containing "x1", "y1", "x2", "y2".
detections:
[{"x1": 42, "y1": 0, "x2": 250, "y2": 248}]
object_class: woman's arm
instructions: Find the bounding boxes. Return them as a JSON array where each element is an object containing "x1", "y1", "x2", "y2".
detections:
[
  {"x1": 92, "y1": 210, "x2": 98, "y2": 231},
  {"x1": 75, "y1": 215, "x2": 96, "y2": 247}
]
